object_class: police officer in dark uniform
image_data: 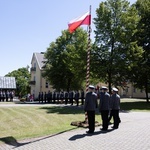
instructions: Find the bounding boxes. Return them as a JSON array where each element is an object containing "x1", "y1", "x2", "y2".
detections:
[
  {"x1": 41, "y1": 92, "x2": 44, "y2": 103},
  {"x1": 53, "y1": 91, "x2": 56, "y2": 104},
  {"x1": 74, "y1": 90, "x2": 79, "y2": 106},
  {"x1": 38, "y1": 92, "x2": 41, "y2": 103},
  {"x1": 56, "y1": 92, "x2": 60, "y2": 103},
  {"x1": 110, "y1": 87, "x2": 121, "y2": 129},
  {"x1": 99, "y1": 86, "x2": 110, "y2": 131},
  {"x1": 64, "y1": 91, "x2": 69, "y2": 105},
  {"x1": 60, "y1": 91, "x2": 64, "y2": 104},
  {"x1": 44, "y1": 92, "x2": 47, "y2": 103},
  {"x1": 69, "y1": 91, "x2": 74, "y2": 105},
  {"x1": 84, "y1": 85, "x2": 97, "y2": 134},
  {"x1": 81, "y1": 89, "x2": 85, "y2": 105},
  {"x1": 47, "y1": 90, "x2": 52, "y2": 103}
]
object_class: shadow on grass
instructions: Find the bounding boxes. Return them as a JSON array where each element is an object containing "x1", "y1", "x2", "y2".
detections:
[
  {"x1": 0, "y1": 136, "x2": 30, "y2": 147},
  {"x1": 121, "y1": 101, "x2": 150, "y2": 111},
  {"x1": 39, "y1": 106, "x2": 84, "y2": 114},
  {"x1": 0, "y1": 128, "x2": 77, "y2": 148},
  {"x1": 39, "y1": 101, "x2": 150, "y2": 115}
]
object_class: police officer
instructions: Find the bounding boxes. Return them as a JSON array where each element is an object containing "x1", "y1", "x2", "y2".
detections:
[
  {"x1": 84, "y1": 85, "x2": 97, "y2": 134},
  {"x1": 81, "y1": 89, "x2": 85, "y2": 105},
  {"x1": 41, "y1": 92, "x2": 44, "y2": 103},
  {"x1": 110, "y1": 87, "x2": 121, "y2": 129},
  {"x1": 38, "y1": 92, "x2": 41, "y2": 103},
  {"x1": 53, "y1": 91, "x2": 56, "y2": 104},
  {"x1": 69, "y1": 91, "x2": 74, "y2": 105},
  {"x1": 44, "y1": 92, "x2": 47, "y2": 103},
  {"x1": 64, "y1": 91, "x2": 69, "y2": 105},
  {"x1": 74, "y1": 90, "x2": 79, "y2": 106},
  {"x1": 47, "y1": 90, "x2": 52, "y2": 103},
  {"x1": 99, "y1": 86, "x2": 110, "y2": 131},
  {"x1": 60, "y1": 91, "x2": 64, "y2": 104}
]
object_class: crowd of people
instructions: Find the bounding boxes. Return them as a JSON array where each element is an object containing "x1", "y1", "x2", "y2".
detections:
[
  {"x1": 0, "y1": 90, "x2": 15, "y2": 102},
  {"x1": 84, "y1": 85, "x2": 121, "y2": 134},
  {"x1": 38, "y1": 89, "x2": 85, "y2": 106}
]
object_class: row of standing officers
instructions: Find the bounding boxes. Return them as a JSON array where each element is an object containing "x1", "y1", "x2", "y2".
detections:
[
  {"x1": 84, "y1": 85, "x2": 121, "y2": 134},
  {"x1": 38, "y1": 89, "x2": 85, "y2": 106},
  {"x1": 0, "y1": 90, "x2": 14, "y2": 102}
]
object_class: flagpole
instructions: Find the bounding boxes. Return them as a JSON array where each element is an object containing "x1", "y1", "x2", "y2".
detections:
[
  {"x1": 85, "y1": 5, "x2": 92, "y2": 124},
  {"x1": 86, "y1": 5, "x2": 91, "y2": 92}
]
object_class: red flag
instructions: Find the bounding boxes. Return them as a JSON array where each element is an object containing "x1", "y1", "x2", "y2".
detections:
[{"x1": 68, "y1": 11, "x2": 91, "y2": 33}]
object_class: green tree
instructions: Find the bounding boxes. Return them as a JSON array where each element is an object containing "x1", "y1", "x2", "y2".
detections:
[
  {"x1": 129, "y1": 0, "x2": 150, "y2": 102},
  {"x1": 5, "y1": 67, "x2": 30, "y2": 97},
  {"x1": 92, "y1": 0, "x2": 143, "y2": 93},
  {"x1": 43, "y1": 28, "x2": 89, "y2": 91}
]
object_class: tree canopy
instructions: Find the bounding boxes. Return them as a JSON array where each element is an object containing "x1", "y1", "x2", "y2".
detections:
[
  {"x1": 43, "y1": 28, "x2": 89, "y2": 91},
  {"x1": 92, "y1": 0, "x2": 143, "y2": 93},
  {"x1": 5, "y1": 67, "x2": 30, "y2": 96},
  {"x1": 128, "y1": 0, "x2": 150, "y2": 102}
]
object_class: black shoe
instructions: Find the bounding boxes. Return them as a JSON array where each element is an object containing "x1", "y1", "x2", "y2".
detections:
[
  {"x1": 100, "y1": 128, "x2": 107, "y2": 131},
  {"x1": 111, "y1": 126, "x2": 118, "y2": 129},
  {"x1": 86, "y1": 131, "x2": 94, "y2": 134}
]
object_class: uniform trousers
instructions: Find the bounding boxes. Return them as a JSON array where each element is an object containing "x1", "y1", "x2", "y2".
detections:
[
  {"x1": 101, "y1": 110, "x2": 109, "y2": 130},
  {"x1": 87, "y1": 111, "x2": 95, "y2": 132},
  {"x1": 111, "y1": 109, "x2": 120, "y2": 128}
]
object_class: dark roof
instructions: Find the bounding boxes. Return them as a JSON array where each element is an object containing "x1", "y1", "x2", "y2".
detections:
[
  {"x1": 0, "y1": 77, "x2": 16, "y2": 89},
  {"x1": 34, "y1": 53, "x2": 47, "y2": 70}
]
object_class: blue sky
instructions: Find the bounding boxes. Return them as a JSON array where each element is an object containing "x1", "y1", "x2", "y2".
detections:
[{"x1": 0, "y1": 0, "x2": 136, "y2": 76}]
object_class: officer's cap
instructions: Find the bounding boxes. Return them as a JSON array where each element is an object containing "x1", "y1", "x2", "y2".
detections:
[
  {"x1": 88, "y1": 85, "x2": 95, "y2": 89},
  {"x1": 112, "y1": 87, "x2": 118, "y2": 92},
  {"x1": 101, "y1": 86, "x2": 108, "y2": 90}
]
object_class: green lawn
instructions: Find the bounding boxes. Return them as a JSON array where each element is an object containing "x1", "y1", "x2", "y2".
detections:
[
  {"x1": 0, "y1": 98, "x2": 149, "y2": 144},
  {"x1": 120, "y1": 98, "x2": 150, "y2": 111}
]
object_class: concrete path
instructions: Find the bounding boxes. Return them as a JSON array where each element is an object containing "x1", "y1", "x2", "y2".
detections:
[{"x1": 0, "y1": 102, "x2": 150, "y2": 150}]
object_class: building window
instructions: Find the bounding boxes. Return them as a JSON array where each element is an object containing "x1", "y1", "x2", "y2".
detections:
[
  {"x1": 34, "y1": 63, "x2": 36, "y2": 68},
  {"x1": 133, "y1": 88, "x2": 136, "y2": 93},
  {"x1": 45, "y1": 82, "x2": 48, "y2": 88},
  {"x1": 34, "y1": 76, "x2": 36, "y2": 81}
]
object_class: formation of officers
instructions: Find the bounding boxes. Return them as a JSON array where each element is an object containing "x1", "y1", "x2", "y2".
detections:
[
  {"x1": 38, "y1": 89, "x2": 85, "y2": 106},
  {"x1": 38, "y1": 85, "x2": 120, "y2": 134},
  {"x1": 84, "y1": 85, "x2": 121, "y2": 134},
  {"x1": 0, "y1": 90, "x2": 14, "y2": 102}
]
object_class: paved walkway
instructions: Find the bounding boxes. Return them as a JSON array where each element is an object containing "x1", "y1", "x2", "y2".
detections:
[{"x1": 0, "y1": 102, "x2": 150, "y2": 150}]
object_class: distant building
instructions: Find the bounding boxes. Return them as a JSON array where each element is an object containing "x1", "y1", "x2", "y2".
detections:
[
  {"x1": 0, "y1": 76, "x2": 16, "y2": 90},
  {"x1": 119, "y1": 83, "x2": 150, "y2": 98},
  {"x1": 30, "y1": 52, "x2": 53, "y2": 99},
  {"x1": 97, "y1": 82, "x2": 149, "y2": 98}
]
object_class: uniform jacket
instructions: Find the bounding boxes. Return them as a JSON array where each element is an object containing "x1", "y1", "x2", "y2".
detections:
[
  {"x1": 110, "y1": 93, "x2": 120, "y2": 110},
  {"x1": 84, "y1": 91, "x2": 97, "y2": 111},
  {"x1": 99, "y1": 92, "x2": 110, "y2": 111}
]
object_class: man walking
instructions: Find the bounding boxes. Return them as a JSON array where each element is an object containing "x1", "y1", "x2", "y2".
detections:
[
  {"x1": 84, "y1": 85, "x2": 97, "y2": 134},
  {"x1": 110, "y1": 87, "x2": 121, "y2": 129},
  {"x1": 99, "y1": 86, "x2": 110, "y2": 131}
]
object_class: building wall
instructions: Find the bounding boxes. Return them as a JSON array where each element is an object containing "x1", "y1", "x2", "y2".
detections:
[
  {"x1": 30, "y1": 54, "x2": 53, "y2": 99},
  {"x1": 98, "y1": 82, "x2": 149, "y2": 98},
  {"x1": 119, "y1": 83, "x2": 148, "y2": 98},
  {"x1": 40, "y1": 75, "x2": 53, "y2": 94}
]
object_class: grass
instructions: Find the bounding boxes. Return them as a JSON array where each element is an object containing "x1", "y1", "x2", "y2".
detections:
[
  {"x1": 120, "y1": 98, "x2": 150, "y2": 111},
  {"x1": 0, "y1": 104, "x2": 100, "y2": 145},
  {"x1": 0, "y1": 98, "x2": 149, "y2": 144}
]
